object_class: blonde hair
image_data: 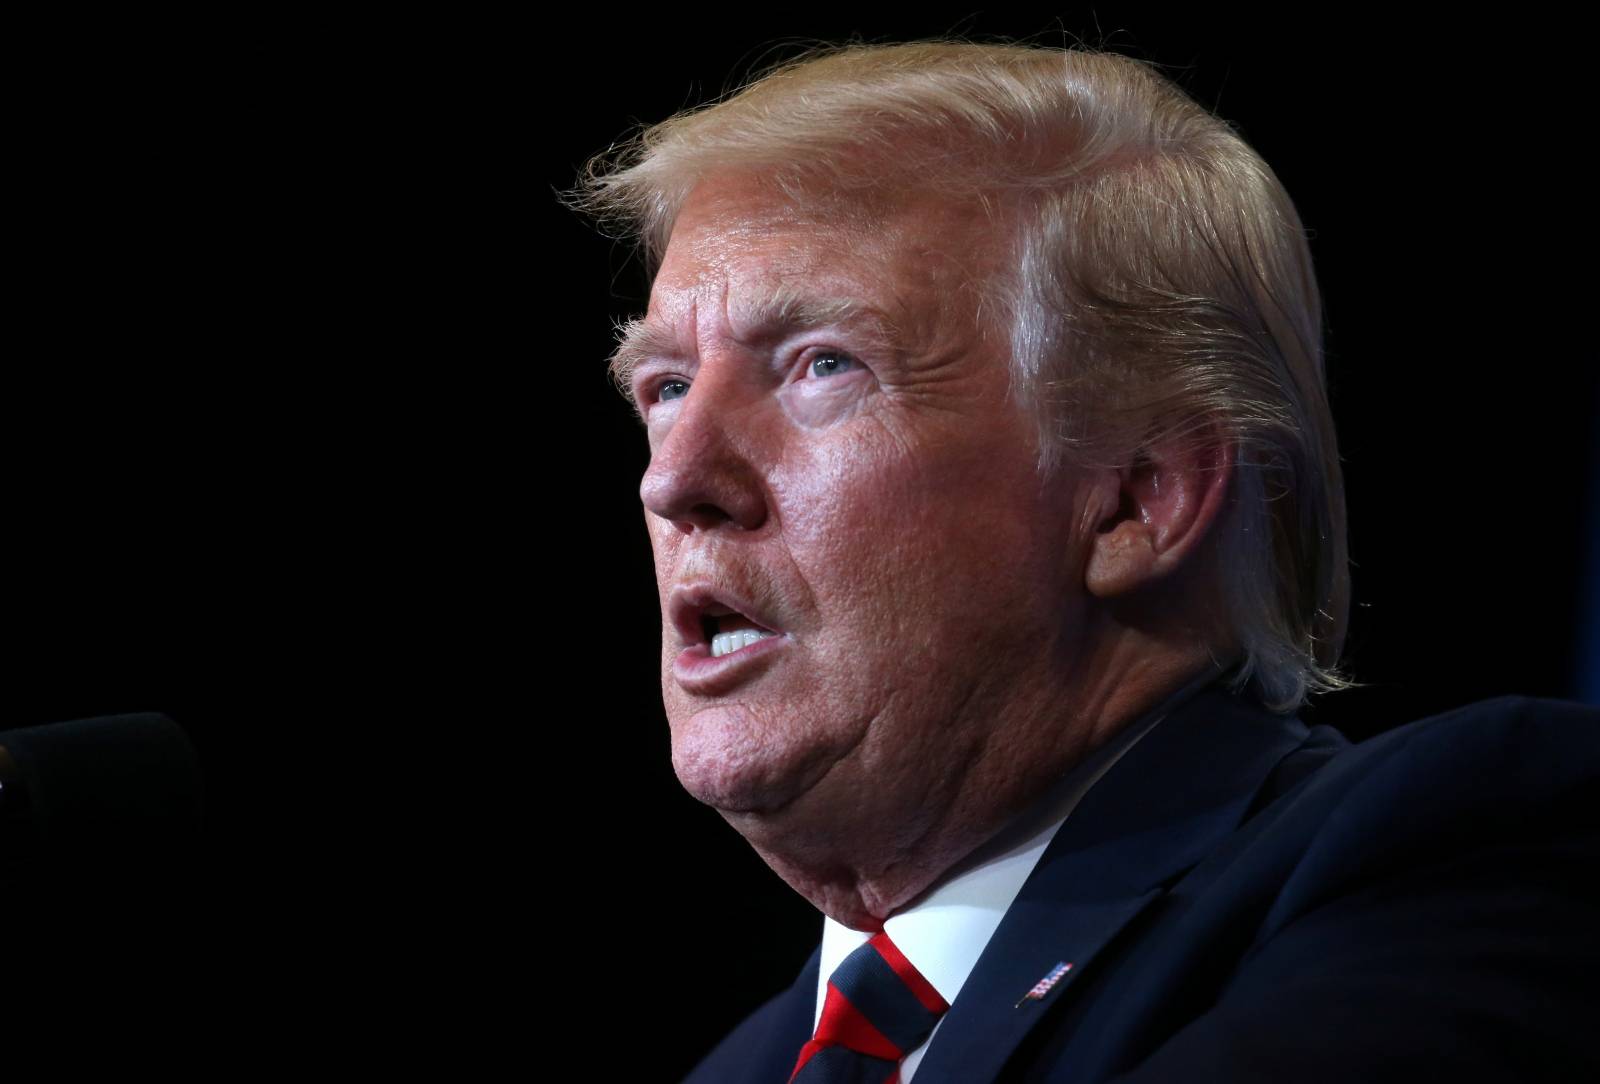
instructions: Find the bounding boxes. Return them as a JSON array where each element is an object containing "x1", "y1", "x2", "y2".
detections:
[{"x1": 574, "y1": 42, "x2": 1353, "y2": 713}]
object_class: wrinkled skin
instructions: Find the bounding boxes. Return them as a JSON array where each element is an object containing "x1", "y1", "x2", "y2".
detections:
[{"x1": 628, "y1": 173, "x2": 1215, "y2": 927}]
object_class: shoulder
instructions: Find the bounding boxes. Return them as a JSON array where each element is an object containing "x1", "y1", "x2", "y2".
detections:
[
  {"x1": 1282, "y1": 694, "x2": 1597, "y2": 828},
  {"x1": 1240, "y1": 696, "x2": 1598, "y2": 917},
  {"x1": 1107, "y1": 698, "x2": 1600, "y2": 1080},
  {"x1": 1336, "y1": 693, "x2": 1597, "y2": 768}
]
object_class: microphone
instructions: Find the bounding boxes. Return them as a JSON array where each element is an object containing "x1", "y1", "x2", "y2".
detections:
[{"x1": 0, "y1": 712, "x2": 201, "y2": 864}]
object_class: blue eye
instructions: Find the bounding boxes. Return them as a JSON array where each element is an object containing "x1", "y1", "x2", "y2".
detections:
[
  {"x1": 657, "y1": 379, "x2": 690, "y2": 402},
  {"x1": 810, "y1": 352, "x2": 857, "y2": 378}
]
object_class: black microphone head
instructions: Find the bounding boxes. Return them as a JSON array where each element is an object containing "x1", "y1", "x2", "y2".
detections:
[
  {"x1": 0, "y1": 712, "x2": 202, "y2": 860},
  {"x1": 0, "y1": 714, "x2": 206, "y2": 1031}
]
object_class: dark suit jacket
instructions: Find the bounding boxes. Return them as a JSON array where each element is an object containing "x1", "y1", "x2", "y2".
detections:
[{"x1": 684, "y1": 688, "x2": 1599, "y2": 1082}]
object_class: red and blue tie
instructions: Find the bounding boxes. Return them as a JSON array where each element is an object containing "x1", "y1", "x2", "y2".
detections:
[{"x1": 789, "y1": 931, "x2": 950, "y2": 1084}]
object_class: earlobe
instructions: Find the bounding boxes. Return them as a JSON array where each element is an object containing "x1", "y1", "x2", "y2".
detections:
[{"x1": 1082, "y1": 431, "x2": 1234, "y2": 600}]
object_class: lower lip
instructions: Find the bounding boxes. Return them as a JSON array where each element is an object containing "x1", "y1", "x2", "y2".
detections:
[{"x1": 673, "y1": 633, "x2": 788, "y2": 694}]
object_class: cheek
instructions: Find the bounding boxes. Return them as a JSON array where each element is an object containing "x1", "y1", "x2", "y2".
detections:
[
  {"x1": 772, "y1": 434, "x2": 911, "y2": 604},
  {"x1": 773, "y1": 423, "x2": 1047, "y2": 636}
]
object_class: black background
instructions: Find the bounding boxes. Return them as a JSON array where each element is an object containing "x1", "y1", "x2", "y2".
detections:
[{"x1": 7, "y1": 7, "x2": 1596, "y2": 1073}]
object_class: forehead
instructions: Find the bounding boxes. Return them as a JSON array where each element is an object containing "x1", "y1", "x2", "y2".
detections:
[{"x1": 648, "y1": 173, "x2": 1001, "y2": 332}]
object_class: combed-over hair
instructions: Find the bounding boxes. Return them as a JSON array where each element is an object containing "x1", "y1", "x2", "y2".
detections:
[{"x1": 573, "y1": 42, "x2": 1353, "y2": 713}]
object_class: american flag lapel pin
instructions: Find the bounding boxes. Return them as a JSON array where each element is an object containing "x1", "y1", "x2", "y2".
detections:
[{"x1": 1015, "y1": 962, "x2": 1073, "y2": 1008}]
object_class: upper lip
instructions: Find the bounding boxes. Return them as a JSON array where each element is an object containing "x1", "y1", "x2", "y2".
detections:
[{"x1": 668, "y1": 583, "x2": 783, "y2": 648}]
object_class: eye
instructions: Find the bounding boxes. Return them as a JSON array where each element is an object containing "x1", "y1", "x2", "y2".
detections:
[
  {"x1": 807, "y1": 351, "x2": 858, "y2": 379},
  {"x1": 656, "y1": 379, "x2": 690, "y2": 403}
]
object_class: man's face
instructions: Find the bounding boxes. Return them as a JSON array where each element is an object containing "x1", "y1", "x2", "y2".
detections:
[{"x1": 628, "y1": 173, "x2": 1097, "y2": 849}]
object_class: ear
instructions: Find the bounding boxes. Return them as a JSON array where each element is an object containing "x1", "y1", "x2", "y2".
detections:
[{"x1": 1083, "y1": 427, "x2": 1235, "y2": 600}]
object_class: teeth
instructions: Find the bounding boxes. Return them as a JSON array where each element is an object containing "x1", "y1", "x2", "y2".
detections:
[{"x1": 710, "y1": 629, "x2": 779, "y2": 658}]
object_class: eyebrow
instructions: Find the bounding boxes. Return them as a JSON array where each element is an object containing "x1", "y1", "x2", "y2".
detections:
[{"x1": 607, "y1": 287, "x2": 901, "y2": 405}]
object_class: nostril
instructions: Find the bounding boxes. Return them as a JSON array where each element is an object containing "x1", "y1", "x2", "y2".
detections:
[{"x1": 688, "y1": 503, "x2": 731, "y2": 525}]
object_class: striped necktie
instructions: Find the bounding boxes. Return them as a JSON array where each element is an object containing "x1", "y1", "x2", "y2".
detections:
[{"x1": 789, "y1": 931, "x2": 950, "y2": 1084}]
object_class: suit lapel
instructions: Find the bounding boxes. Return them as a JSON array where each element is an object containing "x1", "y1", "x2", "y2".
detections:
[
  {"x1": 749, "y1": 946, "x2": 821, "y2": 1083},
  {"x1": 912, "y1": 688, "x2": 1313, "y2": 1084}
]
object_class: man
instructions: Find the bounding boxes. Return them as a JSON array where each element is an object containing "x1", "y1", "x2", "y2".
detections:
[{"x1": 575, "y1": 42, "x2": 1598, "y2": 1082}]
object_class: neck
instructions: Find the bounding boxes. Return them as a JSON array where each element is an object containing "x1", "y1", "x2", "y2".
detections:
[{"x1": 729, "y1": 647, "x2": 1224, "y2": 929}]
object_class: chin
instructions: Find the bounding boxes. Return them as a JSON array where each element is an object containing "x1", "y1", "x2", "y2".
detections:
[
  {"x1": 670, "y1": 735, "x2": 795, "y2": 814},
  {"x1": 667, "y1": 705, "x2": 843, "y2": 816}
]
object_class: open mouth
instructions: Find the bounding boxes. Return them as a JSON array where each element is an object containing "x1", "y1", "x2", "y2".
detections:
[
  {"x1": 669, "y1": 586, "x2": 789, "y2": 692},
  {"x1": 700, "y1": 605, "x2": 781, "y2": 658}
]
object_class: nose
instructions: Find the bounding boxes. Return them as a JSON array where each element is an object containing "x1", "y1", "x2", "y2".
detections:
[{"x1": 638, "y1": 373, "x2": 769, "y2": 534}]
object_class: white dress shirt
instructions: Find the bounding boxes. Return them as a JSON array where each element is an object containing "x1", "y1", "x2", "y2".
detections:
[{"x1": 813, "y1": 669, "x2": 1223, "y2": 1080}]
